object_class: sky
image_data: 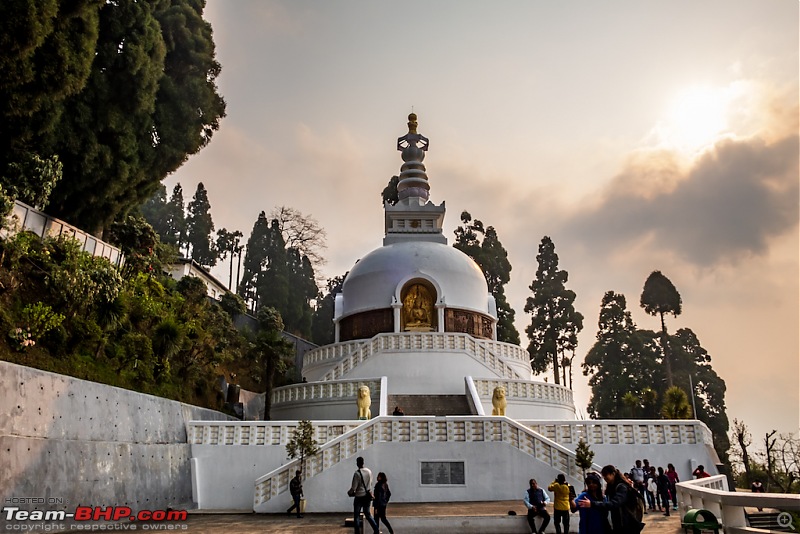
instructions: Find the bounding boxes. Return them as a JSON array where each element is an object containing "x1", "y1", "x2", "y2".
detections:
[{"x1": 167, "y1": 1, "x2": 799, "y2": 447}]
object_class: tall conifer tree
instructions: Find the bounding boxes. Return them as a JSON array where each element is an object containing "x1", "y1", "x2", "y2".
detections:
[
  {"x1": 525, "y1": 236, "x2": 583, "y2": 385},
  {"x1": 454, "y1": 211, "x2": 520, "y2": 344},
  {"x1": 185, "y1": 182, "x2": 215, "y2": 266}
]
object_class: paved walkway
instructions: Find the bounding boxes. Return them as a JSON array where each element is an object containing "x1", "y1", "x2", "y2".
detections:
[{"x1": 181, "y1": 501, "x2": 684, "y2": 533}]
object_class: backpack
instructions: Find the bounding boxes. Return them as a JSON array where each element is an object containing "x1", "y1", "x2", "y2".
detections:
[{"x1": 622, "y1": 483, "x2": 646, "y2": 525}]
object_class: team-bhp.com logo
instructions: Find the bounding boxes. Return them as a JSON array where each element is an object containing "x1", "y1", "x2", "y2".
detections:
[{"x1": 3, "y1": 506, "x2": 188, "y2": 530}]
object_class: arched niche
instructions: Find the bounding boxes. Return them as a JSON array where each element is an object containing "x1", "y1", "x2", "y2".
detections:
[{"x1": 400, "y1": 279, "x2": 438, "y2": 332}]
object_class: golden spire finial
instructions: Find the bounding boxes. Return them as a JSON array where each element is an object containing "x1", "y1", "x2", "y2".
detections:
[{"x1": 407, "y1": 113, "x2": 418, "y2": 134}]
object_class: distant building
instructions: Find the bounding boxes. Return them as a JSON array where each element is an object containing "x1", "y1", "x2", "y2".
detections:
[{"x1": 165, "y1": 257, "x2": 229, "y2": 300}]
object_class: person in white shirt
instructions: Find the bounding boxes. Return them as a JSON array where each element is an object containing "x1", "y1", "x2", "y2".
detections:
[{"x1": 349, "y1": 457, "x2": 379, "y2": 534}]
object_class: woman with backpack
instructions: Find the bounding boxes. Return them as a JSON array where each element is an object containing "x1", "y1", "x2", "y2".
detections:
[
  {"x1": 577, "y1": 464, "x2": 645, "y2": 533},
  {"x1": 373, "y1": 472, "x2": 394, "y2": 534}
]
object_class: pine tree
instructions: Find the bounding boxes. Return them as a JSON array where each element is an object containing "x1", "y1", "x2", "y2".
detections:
[
  {"x1": 581, "y1": 291, "x2": 660, "y2": 418},
  {"x1": 141, "y1": 183, "x2": 170, "y2": 240},
  {"x1": 525, "y1": 236, "x2": 582, "y2": 385},
  {"x1": 640, "y1": 270, "x2": 682, "y2": 388},
  {"x1": 254, "y1": 307, "x2": 294, "y2": 420},
  {"x1": 0, "y1": 0, "x2": 101, "y2": 197},
  {"x1": 165, "y1": 184, "x2": 187, "y2": 249},
  {"x1": 286, "y1": 420, "x2": 320, "y2": 477},
  {"x1": 311, "y1": 274, "x2": 347, "y2": 345},
  {"x1": 215, "y1": 228, "x2": 243, "y2": 291},
  {"x1": 238, "y1": 211, "x2": 271, "y2": 309},
  {"x1": 37, "y1": 0, "x2": 225, "y2": 236},
  {"x1": 454, "y1": 211, "x2": 520, "y2": 344},
  {"x1": 575, "y1": 439, "x2": 595, "y2": 478},
  {"x1": 185, "y1": 182, "x2": 215, "y2": 266}
]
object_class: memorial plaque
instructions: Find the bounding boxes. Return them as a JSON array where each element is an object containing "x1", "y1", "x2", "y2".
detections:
[{"x1": 420, "y1": 461, "x2": 466, "y2": 485}]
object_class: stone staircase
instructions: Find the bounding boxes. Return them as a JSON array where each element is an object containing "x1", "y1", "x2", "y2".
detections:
[
  {"x1": 388, "y1": 394, "x2": 474, "y2": 416},
  {"x1": 746, "y1": 511, "x2": 795, "y2": 532}
]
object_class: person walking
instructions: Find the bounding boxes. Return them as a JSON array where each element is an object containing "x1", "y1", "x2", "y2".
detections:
[
  {"x1": 286, "y1": 470, "x2": 303, "y2": 518},
  {"x1": 656, "y1": 467, "x2": 671, "y2": 516},
  {"x1": 666, "y1": 463, "x2": 680, "y2": 510},
  {"x1": 548, "y1": 474, "x2": 572, "y2": 534},
  {"x1": 348, "y1": 457, "x2": 379, "y2": 534},
  {"x1": 574, "y1": 472, "x2": 609, "y2": 534},
  {"x1": 578, "y1": 464, "x2": 645, "y2": 533},
  {"x1": 524, "y1": 479, "x2": 551, "y2": 534},
  {"x1": 373, "y1": 472, "x2": 394, "y2": 534}
]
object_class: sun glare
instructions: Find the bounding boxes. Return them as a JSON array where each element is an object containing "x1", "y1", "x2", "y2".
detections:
[{"x1": 654, "y1": 85, "x2": 733, "y2": 153}]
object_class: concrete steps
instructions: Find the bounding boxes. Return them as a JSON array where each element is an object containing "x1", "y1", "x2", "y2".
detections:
[{"x1": 387, "y1": 394, "x2": 474, "y2": 416}]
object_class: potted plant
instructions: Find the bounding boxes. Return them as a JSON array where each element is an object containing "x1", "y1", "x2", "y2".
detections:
[{"x1": 286, "y1": 420, "x2": 320, "y2": 513}]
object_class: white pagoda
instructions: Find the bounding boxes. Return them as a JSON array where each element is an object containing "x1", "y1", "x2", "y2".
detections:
[{"x1": 188, "y1": 115, "x2": 720, "y2": 513}]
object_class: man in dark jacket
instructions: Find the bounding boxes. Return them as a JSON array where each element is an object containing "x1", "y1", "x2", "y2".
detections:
[{"x1": 287, "y1": 470, "x2": 303, "y2": 518}]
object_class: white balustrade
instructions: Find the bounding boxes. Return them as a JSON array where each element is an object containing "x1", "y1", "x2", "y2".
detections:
[
  {"x1": 517, "y1": 420, "x2": 714, "y2": 447},
  {"x1": 473, "y1": 379, "x2": 574, "y2": 406},
  {"x1": 252, "y1": 415, "x2": 600, "y2": 509},
  {"x1": 676, "y1": 476, "x2": 800, "y2": 533},
  {"x1": 270, "y1": 378, "x2": 382, "y2": 406},
  {"x1": 316, "y1": 332, "x2": 525, "y2": 382},
  {"x1": 187, "y1": 420, "x2": 362, "y2": 446}
]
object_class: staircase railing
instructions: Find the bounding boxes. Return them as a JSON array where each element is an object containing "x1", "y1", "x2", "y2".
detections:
[
  {"x1": 320, "y1": 332, "x2": 525, "y2": 382},
  {"x1": 517, "y1": 419, "x2": 713, "y2": 447},
  {"x1": 253, "y1": 415, "x2": 601, "y2": 511}
]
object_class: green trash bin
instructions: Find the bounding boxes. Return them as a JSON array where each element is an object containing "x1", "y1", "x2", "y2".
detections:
[{"x1": 681, "y1": 508, "x2": 722, "y2": 534}]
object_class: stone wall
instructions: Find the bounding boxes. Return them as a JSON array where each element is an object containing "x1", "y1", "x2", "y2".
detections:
[{"x1": 0, "y1": 360, "x2": 232, "y2": 512}]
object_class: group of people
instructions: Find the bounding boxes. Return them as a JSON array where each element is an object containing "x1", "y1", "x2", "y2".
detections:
[
  {"x1": 628, "y1": 459, "x2": 681, "y2": 516},
  {"x1": 525, "y1": 465, "x2": 649, "y2": 534}
]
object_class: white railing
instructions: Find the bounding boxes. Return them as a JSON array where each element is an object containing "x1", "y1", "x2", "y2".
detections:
[
  {"x1": 320, "y1": 332, "x2": 525, "y2": 382},
  {"x1": 676, "y1": 476, "x2": 800, "y2": 533},
  {"x1": 302, "y1": 339, "x2": 366, "y2": 367},
  {"x1": 187, "y1": 420, "x2": 363, "y2": 446},
  {"x1": 518, "y1": 419, "x2": 713, "y2": 447},
  {"x1": 473, "y1": 379, "x2": 574, "y2": 407},
  {"x1": 3, "y1": 200, "x2": 124, "y2": 267},
  {"x1": 271, "y1": 378, "x2": 382, "y2": 406},
  {"x1": 304, "y1": 333, "x2": 530, "y2": 369},
  {"x1": 252, "y1": 415, "x2": 602, "y2": 510}
]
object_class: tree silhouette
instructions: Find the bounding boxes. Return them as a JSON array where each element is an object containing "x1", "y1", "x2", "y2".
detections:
[
  {"x1": 454, "y1": 211, "x2": 520, "y2": 344},
  {"x1": 525, "y1": 236, "x2": 582, "y2": 385},
  {"x1": 640, "y1": 271, "x2": 682, "y2": 388}
]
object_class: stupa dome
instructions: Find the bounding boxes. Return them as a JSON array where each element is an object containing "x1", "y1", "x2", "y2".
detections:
[{"x1": 339, "y1": 240, "x2": 491, "y2": 318}]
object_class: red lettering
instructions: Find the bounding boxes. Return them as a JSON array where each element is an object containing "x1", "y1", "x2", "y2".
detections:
[
  {"x1": 113, "y1": 507, "x2": 132, "y2": 521},
  {"x1": 74, "y1": 507, "x2": 92, "y2": 521},
  {"x1": 151, "y1": 510, "x2": 166, "y2": 521},
  {"x1": 94, "y1": 507, "x2": 113, "y2": 520},
  {"x1": 138, "y1": 510, "x2": 151, "y2": 521},
  {"x1": 166, "y1": 510, "x2": 188, "y2": 521}
]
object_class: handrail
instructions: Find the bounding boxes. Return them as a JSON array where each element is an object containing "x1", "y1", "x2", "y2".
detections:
[
  {"x1": 676, "y1": 476, "x2": 800, "y2": 533},
  {"x1": 319, "y1": 332, "x2": 525, "y2": 382},
  {"x1": 517, "y1": 419, "x2": 714, "y2": 447},
  {"x1": 187, "y1": 420, "x2": 363, "y2": 446},
  {"x1": 252, "y1": 415, "x2": 602, "y2": 510},
  {"x1": 303, "y1": 332, "x2": 530, "y2": 368},
  {"x1": 473, "y1": 379, "x2": 574, "y2": 406},
  {"x1": 270, "y1": 377, "x2": 382, "y2": 406}
]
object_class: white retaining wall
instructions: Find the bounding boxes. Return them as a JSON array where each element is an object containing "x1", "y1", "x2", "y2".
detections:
[{"x1": 0, "y1": 361, "x2": 232, "y2": 512}]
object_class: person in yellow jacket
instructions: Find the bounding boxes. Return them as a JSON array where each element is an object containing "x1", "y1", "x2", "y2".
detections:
[{"x1": 548, "y1": 474, "x2": 572, "y2": 534}]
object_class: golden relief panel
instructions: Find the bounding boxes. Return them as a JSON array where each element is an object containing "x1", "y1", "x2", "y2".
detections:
[{"x1": 444, "y1": 308, "x2": 493, "y2": 340}]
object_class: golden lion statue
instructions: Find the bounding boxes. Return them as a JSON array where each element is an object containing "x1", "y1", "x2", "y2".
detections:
[
  {"x1": 357, "y1": 385, "x2": 372, "y2": 419},
  {"x1": 491, "y1": 386, "x2": 507, "y2": 416}
]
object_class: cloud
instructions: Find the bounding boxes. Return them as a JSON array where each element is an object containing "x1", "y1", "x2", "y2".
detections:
[{"x1": 562, "y1": 133, "x2": 799, "y2": 267}]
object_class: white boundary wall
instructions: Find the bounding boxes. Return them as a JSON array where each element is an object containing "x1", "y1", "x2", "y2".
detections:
[{"x1": 0, "y1": 361, "x2": 232, "y2": 512}]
